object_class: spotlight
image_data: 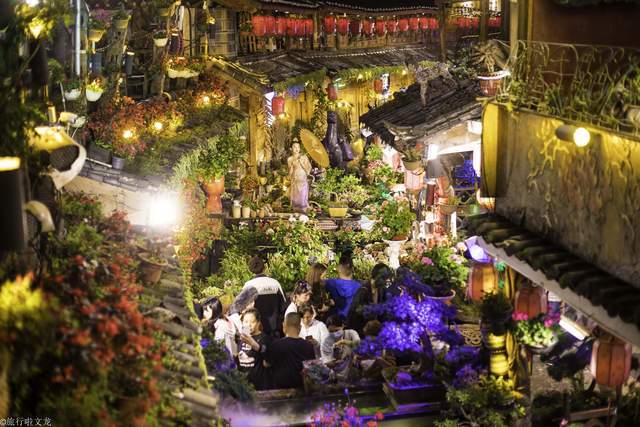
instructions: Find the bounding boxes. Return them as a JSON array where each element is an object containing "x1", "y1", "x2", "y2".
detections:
[
  {"x1": 153, "y1": 121, "x2": 163, "y2": 131},
  {"x1": 122, "y1": 129, "x2": 134, "y2": 139},
  {"x1": 555, "y1": 124, "x2": 591, "y2": 148},
  {"x1": 148, "y1": 192, "x2": 181, "y2": 228},
  {"x1": 25, "y1": 0, "x2": 40, "y2": 6}
]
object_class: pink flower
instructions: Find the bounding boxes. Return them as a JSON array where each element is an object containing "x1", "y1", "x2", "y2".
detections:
[
  {"x1": 512, "y1": 312, "x2": 528, "y2": 321},
  {"x1": 544, "y1": 319, "x2": 554, "y2": 328},
  {"x1": 345, "y1": 406, "x2": 358, "y2": 418},
  {"x1": 421, "y1": 257, "x2": 434, "y2": 265},
  {"x1": 455, "y1": 242, "x2": 467, "y2": 253}
]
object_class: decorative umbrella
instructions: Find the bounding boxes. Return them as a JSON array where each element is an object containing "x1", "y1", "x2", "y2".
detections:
[{"x1": 299, "y1": 128, "x2": 330, "y2": 168}]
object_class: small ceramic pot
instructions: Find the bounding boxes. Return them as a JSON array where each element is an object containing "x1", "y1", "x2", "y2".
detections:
[
  {"x1": 112, "y1": 156, "x2": 125, "y2": 170},
  {"x1": 86, "y1": 89, "x2": 103, "y2": 102},
  {"x1": 64, "y1": 89, "x2": 81, "y2": 101},
  {"x1": 88, "y1": 28, "x2": 105, "y2": 42},
  {"x1": 232, "y1": 205, "x2": 241, "y2": 219},
  {"x1": 241, "y1": 206, "x2": 251, "y2": 218}
]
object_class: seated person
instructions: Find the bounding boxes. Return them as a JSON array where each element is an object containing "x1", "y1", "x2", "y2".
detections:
[
  {"x1": 237, "y1": 308, "x2": 271, "y2": 390},
  {"x1": 321, "y1": 315, "x2": 361, "y2": 363},
  {"x1": 298, "y1": 304, "x2": 329, "y2": 358},
  {"x1": 242, "y1": 256, "x2": 287, "y2": 337},
  {"x1": 324, "y1": 259, "x2": 361, "y2": 320},
  {"x1": 285, "y1": 280, "x2": 312, "y2": 317},
  {"x1": 265, "y1": 312, "x2": 315, "y2": 389},
  {"x1": 228, "y1": 286, "x2": 259, "y2": 332}
]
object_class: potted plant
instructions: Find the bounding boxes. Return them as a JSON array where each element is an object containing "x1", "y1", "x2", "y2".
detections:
[
  {"x1": 405, "y1": 244, "x2": 469, "y2": 302},
  {"x1": 88, "y1": 139, "x2": 112, "y2": 164},
  {"x1": 138, "y1": 246, "x2": 169, "y2": 285},
  {"x1": 401, "y1": 146, "x2": 423, "y2": 171},
  {"x1": 438, "y1": 195, "x2": 460, "y2": 216},
  {"x1": 241, "y1": 197, "x2": 252, "y2": 218},
  {"x1": 171, "y1": 130, "x2": 247, "y2": 214},
  {"x1": 376, "y1": 196, "x2": 415, "y2": 241},
  {"x1": 231, "y1": 200, "x2": 242, "y2": 218},
  {"x1": 513, "y1": 312, "x2": 560, "y2": 354},
  {"x1": 86, "y1": 79, "x2": 104, "y2": 102},
  {"x1": 239, "y1": 21, "x2": 253, "y2": 36},
  {"x1": 88, "y1": 9, "x2": 110, "y2": 42},
  {"x1": 357, "y1": 293, "x2": 463, "y2": 406},
  {"x1": 480, "y1": 291, "x2": 513, "y2": 336},
  {"x1": 153, "y1": 30, "x2": 168, "y2": 47},
  {"x1": 63, "y1": 78, "x2": 83, "y2": 101},
  {"x1": 113, "y1": 8, "x2": 131, "y2": 30},
  {"x1": 471, "y1": 40, "x2": 509, "y2": 97},
  {"x1": 154, "y1": 0, "x2": 174, "y2": 17}
]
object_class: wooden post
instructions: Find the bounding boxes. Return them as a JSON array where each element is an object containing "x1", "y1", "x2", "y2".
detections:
[
  {"x1": 480, "y1": 0, "x2": 489, "y2": 42},
  {"x1": 438, "y1": 2, "x2": 447, "y2": 61},
  {"x1": 247, "y1": 94, "x2": 262, "y2": 176},
  {"x1": 509, "y1": 0, "x2": 520, "y2": 60}
]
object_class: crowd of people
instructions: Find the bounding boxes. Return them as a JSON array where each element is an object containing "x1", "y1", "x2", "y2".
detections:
[{"x1": 196, "y1": 253, "x2": 399, "y2": 391}]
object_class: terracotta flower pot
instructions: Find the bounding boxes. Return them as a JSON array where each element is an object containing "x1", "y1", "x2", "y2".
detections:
[
  {"x1": 477, "y1": 70, "x2": 509, "y2": 97},
  {"x1": 202, "y1": 176, "x2": 224, "y2": 214},
  {"x1": 139, "y1": 253, "x2": 167, "y2": 285}
]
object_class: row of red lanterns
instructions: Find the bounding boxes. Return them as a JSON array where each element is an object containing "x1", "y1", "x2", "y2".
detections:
[
  {"x1": 326, "y1": 16, "x2": 439, "y2": 36},
  {"x1": 452, "y1": 16, "x2": 502, "y2": 29},
  {"x1": 252, "y1": 15, "x2": 314, "y2": 37}
]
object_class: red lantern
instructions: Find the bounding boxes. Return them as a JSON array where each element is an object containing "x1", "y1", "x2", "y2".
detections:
[
  {"x1": 324, "y1": 15, "x2": 336, "y2": 34},
  {"x1": 337, "y1": 17, "x2": 349, "y2": 35},
  {"x1": 496, "y1": 16, "x2": 502, "y2": 27},
  {"x1": 272, "y1": 95, "x2": 285, "y2": 116},
  {"x1": 373, "y1": 78, "x2": 383, "y2": 94},
  {"x1": 398, "y1": 18, "x2": 409, "y2": 32},
  {"x1": 296, "y1": 18, "x2": 306, "y2": 36},
  {"x1": 387, "y1": 19, "x2": 397, "y2": 33},
  {"x1": 472, "y1": 17, "x2": 479, "y2": 29},
  {"x1": 326, "y1": 83, "x2": 338, "y2": 101},
  {"x1": 591, "y1": 335, "x2": 632, "y2": 388},
  {"x1": 409, "y1": 16, "x2": 419, "y2": 31},
  {"x1": 275, "y1": 17, "x2": 287, "y2": 36},
  {"x1": 419, "y1": 16, "x2": 429, "y2": 30},
  {"x1": 515, "y1": 285, "x2": 547, "y2": 318},
  {"x1": 304, "y1": 18, "x2": 314, "y2": 36},
  {"x1": 265, "y1": 16, "x2": 275, "y2": 36},
  {"x1": 375, "y1": 20, "x2": 385, "y2": 36},
  {"x1": 362, "y1": 19, "x2": 372, "y2": 35},
  {"x1": 252, "y1": 15, "x2": 266, "y2": 37},
  {"x1": 350, "y1": 19, "x2": 361, "y2": 36},
  {"x1": 467, "y1": 262, "x2": 498, "y2": 302},
  {"x1": 430, "y1": 18, "x2": 438, "y2": 29},
  {"x1": 286, "y1": 18, "x2": 296, "y2": 36}
]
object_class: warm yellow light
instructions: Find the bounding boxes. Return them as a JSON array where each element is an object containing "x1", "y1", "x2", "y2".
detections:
[
  {"x1": 28, "y1": 18, "x2": 45, "y2": 38},
  {"x1": 0, "y1": 157, "x2": 21, "y2": 171},
  {"x1": 26, "y1": 0, "x2": 40, "y2": 6},
  {"x1": 207, "y1": 17, "x2": 216, "y2": 25},
  {"x1": 122, "y1": 129, "x2": 134, "y2": 139},
  {"x1": 202, "y1": 95, "x2": 211, "y2": 105},
  {"x1": 357, "y1": 73, "x2": 364, "y2": 80},
  {"x1": 573, "y1": 127, "x2": 590, "y2": 147},
  {"x1": 401, "y1": 69, "x2": 408, "y2": 76},
  {"x1": 153, "y1": 121, "x2": 163, "y2": 131},
  {"x1": 278, "y1": 113, "x2": 286, "y2": 120}
]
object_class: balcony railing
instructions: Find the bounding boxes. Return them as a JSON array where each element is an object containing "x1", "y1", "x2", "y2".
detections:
[{"x1": 495, "y1": 40, "x2": 640, "y2": 138}]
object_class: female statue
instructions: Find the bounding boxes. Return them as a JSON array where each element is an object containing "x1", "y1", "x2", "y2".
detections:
[{"x1": 288, "y1": 142, "x2": 312, "y2": 212}]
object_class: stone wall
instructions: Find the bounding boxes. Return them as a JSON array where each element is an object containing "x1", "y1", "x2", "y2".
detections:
[{"x1": 482, "y1": 103, "x2": 640, "y2": 286}]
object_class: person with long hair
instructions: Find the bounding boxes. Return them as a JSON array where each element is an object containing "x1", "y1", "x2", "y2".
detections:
[
  {"x1": 285, "y1": 280, "x2": 313, "y2": 317},
  {"x1": 306, "y1": 262, "x2": 333, "y2": 321},
  {"x1": 237, "y1": 308, "x2": 271, "y2": 390}
]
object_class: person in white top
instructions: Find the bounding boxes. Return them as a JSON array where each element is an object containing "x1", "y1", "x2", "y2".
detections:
[
  {"x1": 298, "y1": 304, "x2": 329, "y2": 358},
  {"x1": 242, "y1": 256, "x2": 287, "y2": 337},
  {"x1": 285, "y1": 280, "x2": 312, "y2": 317},
  {"x1": 321, "y1": 314, "x2": 361, "y2": 363}
]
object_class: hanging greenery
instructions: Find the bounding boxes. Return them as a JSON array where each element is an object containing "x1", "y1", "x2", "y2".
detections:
[{"x1": 273, "y1": 69, "x2": 326, "y2": 93}]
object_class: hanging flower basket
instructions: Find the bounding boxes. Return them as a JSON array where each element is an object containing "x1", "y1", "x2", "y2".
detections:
[
  {"x1": 113, "y1": 18, "x2": 130, "y2": 30},
  {"x1": 402, "y1": 158, "x2": 422, "y2": 171},
  {"x1": 166, "y1": 68, "x2": 181, "y2": 79},
  {"x1": 86, "y1": 88, "x2": 103, "y2": 102},
  {"x1": 154, "y1": 37, "x2": 168, "y2": 47},
  {"x1": 64, "y1": 89, "x2": 82, "y2": 101},
  {"x1": 88, "y1": 28, "x2": 105, "y2": 42}
]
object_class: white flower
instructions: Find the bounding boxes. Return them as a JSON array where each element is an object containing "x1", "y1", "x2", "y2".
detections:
[
  {"x1": 288, "y1": 216, "x2": 296, "y2": 222},
  {"x1": 298, "y1": 214, "x2": 309, "y2": 223},
  {"x1": 455, "y1": 242, "x2": 467, "y2": 253}
]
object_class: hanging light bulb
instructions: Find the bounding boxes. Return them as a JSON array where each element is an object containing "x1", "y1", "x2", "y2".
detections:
[
  {"x1": 202, "y1": 95, "x2": 211, "y2": 105},
  {"x1": 122, "y1": 129, "x2": 134, "y2": 139},
  {"x1": 153, "y1": 121, "x2": 163, "y2": 131}
]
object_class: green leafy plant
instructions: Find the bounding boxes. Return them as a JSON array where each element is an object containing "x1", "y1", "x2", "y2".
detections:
[
  {"x1": 86, "y1": 79, "x2": 104, "y2": 93},
  {"x1": 471, "y1": 40, "x2": 507, "y2": 75},
  {"x1": 153, "y1": 30, "x2": 167, "y2": 39},
  {"x1": 113, "y1": 8, "x2": 130, "y2": 21},
  {"x1": 480, "y1": 291, "x2": 513, "y2": 334},
  {"x1": 405, "y1": 245, "x2": 469, "y2": 292},
  {"x1": 365, "y1": 144, "x2": 384, "y2": 162},
  {"x1": 512, "y1": 313, "x2": 559, "y2": 347},
  {"x1": 400, "y1": 146, "x2": 422, "y2": 162},
  {"x1": 375, "y1": 196, "x2": 415, "y2": 240},
  {"x1": 63, "y1": 78, "x2": 82, "y2": 91}
]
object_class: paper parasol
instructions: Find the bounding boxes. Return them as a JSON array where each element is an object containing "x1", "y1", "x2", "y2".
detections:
[{"x1": 299, "y1": 128, "x2": 330, "y2": 168}]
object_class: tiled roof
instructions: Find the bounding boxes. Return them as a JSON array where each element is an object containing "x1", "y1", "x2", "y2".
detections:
[
  {"x1": 467, "y1": 213, "x2": 640, "y2": 345},
  {"x1": 233, "y1": 45, "x2": 438, "y2": 90},
  {"x1": 359, "y1": 77, "x2": 481, "y2": 144}
]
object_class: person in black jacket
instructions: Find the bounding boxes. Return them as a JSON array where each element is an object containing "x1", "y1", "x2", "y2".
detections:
[
  {"x1": 237, "y1": 308, "x2": 271, "y2": 390},
  {"x1": 264, "y1": 312, "x2": 315, "y2": 389}
]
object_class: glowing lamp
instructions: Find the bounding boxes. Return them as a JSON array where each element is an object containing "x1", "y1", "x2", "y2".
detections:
[
  {"x1": 591, "y1": 334, "x2": 631, "y2": 388},
  {"x1": 398, "y1": 18, "x2": 409, "y2": 32},
  {"x1": 153, "y1": 121, "x2": 163, "y2": 131},
  {"x1": 373, "y1": 78, "x2": 383, "y2": 94},
  {"x1": 122, "y1": 129, "x2": 134, "y2": 139},
  {"x1": 264, "y1": 16, "x2": 275, "y2": 35},
  {"x1": 357, "y1": 73, "x2": 364, "y2": 80},
  {"x1": 409, "y1": 17, "x2": 419, "y2": 31},
  {"x1": 28, "y1": 18, "x2": 45, "y2": 38},
  {"x1": 555, "y1": 124, "x2": 591, "y2": 147},
  {"x1": 26, "y1": 0, "x2": 40, "y2": 6},
  {"x1": 252, "y1": 15, "x2": 266, "y2": 37},
  {"x1": 467, "y1": 261, "x2": 498, "y2": 302},
  {"x1": 202, "y1": 95, "x2": 211, "y2": 105},
  {"x1": 375, "y1": 20, "x2": 386, "y2": 37},
  {"x1": 387, "y1": 19, "x2": 397, "y2": 34},
  {"x1": 324, "y1": 15, "x2": 336, "y2": 34},
  {"x1": 401, "y1": 69, "x2": 408, "y2": 76},
  {"x1": 337, "y1": 17, "x2": 349, "y2": 35},
  {"x1": 275, "y1": 17, "x2": 287, "y2": 35},
  {"x1": 419, "y1": 16, "x2": 429, "y2": 30},
  {"x1": 272, "y1": 95, "x2": 285, "y2": 116},
  {"x1": 326, "y1": 83, "x2": 338, "y2": 101},
  {"x1": 148, "y1": 192, "x2": 181, "y2": 228},
  {"x1": 362, "y1": 19, "x2": 372, "y2": 35}
]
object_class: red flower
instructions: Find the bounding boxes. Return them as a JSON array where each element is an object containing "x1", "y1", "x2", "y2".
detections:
[{"x1": 375, "y1": 411, "x2": 384, "y2": 421}]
